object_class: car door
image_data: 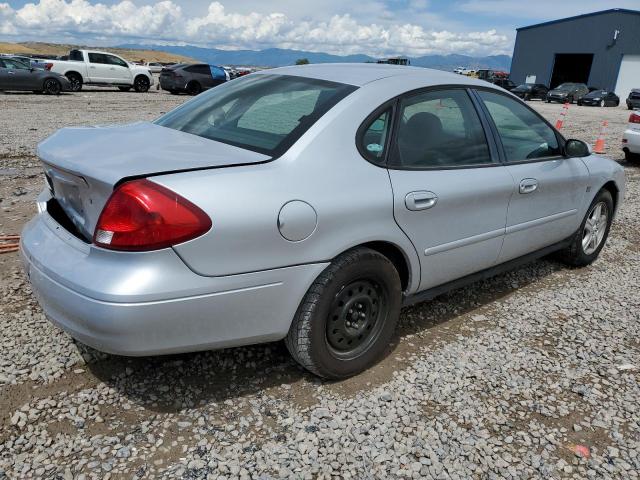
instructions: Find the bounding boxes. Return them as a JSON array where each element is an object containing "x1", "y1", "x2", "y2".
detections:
[
  {"x1": 386, "y1": 88, "x2": 514, "y2": 291},
  {"x1": 87, "y1": 53, "x2": 113, "y2": 83},
  {"x1": 475, "y1": 89, "x2": 590, "y2": 263},
  {"x1": 105, "y1": 54, "x2": 132, "y2": 83},
  {"x1": 0, "y1": 58, "x2": 39, "y2": 90}
]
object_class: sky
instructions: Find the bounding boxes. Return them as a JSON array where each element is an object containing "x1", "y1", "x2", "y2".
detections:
[{"x1": 1, "y1": 0, "x2": 639, "y2": 57}]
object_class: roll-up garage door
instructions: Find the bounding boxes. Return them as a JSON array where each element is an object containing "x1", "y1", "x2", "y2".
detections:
[{"x1": 615, "y1": 55, "x2": 640, "y2": 100}]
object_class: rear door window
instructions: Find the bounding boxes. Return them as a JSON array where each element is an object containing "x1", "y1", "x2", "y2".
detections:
[
  {"x1": 88, "y1": 53, "x2": 108, "y2": 64},
  {"x1": 359, "y1": 109, "x2": 393, "y2": 164},
  {"x1": 391, "y1": 89, "x2": 493, "y2": 168},
  {"x1": 477, "y1": 90, "x2": 561, "y2": 162}
]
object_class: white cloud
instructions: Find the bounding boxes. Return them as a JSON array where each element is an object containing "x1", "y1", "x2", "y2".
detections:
[
  {"x1": 0, "y1": 0, "x2": 511, "y2": 56},
  {"x1": 458, "y1": 0, "x2": 640, "y2": 20}
]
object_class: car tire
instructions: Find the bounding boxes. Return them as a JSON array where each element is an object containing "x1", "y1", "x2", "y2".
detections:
[
  {"x1": 557, "y1": 189, "x2": 614, "y2": 267},
  {"x1": 546, "y1": 98, "x2": 551, "y2": 103},
  {"x1": 186, "y1": 81, "x2": 202, "y2": 96},
  {"x1": 43, "y1": 78, "x2": 62, "y2": 95},
  {"x1": 134, "y1": 76, "x2": 150, "y2": 93},
  {"x1": 625, "y1": 149, "x2": 640, "y2": 163},
  {"x1": 285, "y1": 247, "x2": 402, "y2": 379},
  {"x1": 599, "y1": 99, "x2": 605, "y2": 107},
  {"x1": 66, "y1": 73, "x2": 82, "y2": 92},
  {"x1": 118, "y1": 86, "x2": 131, "y2": 92}
]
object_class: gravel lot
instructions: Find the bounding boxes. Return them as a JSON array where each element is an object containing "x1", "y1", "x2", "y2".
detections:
[{"x1": 0, "y1": 86, "x2": 639, "y2": 479}]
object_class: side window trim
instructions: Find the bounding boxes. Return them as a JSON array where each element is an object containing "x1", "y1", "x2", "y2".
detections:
[
  {"x1": 356, "y1": 84, "x2": 504, "y2": 170},
  {"x1": 389, "y1": 85, "x2": 499, "y2": 171},
  {"x1": 471, "y1": 87, "x2": 567, "y2": 164},
  {"x1": 355, "y1": 98, "x2": 398, "y2": 167}
]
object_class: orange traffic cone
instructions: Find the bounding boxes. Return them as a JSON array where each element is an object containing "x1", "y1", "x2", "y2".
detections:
[
  {"x1": 593, "y1": 121, "x2": 608, "y2": 154},
  {"x1": 555, "y1": 102, "x2": 569, "y2": 130}
]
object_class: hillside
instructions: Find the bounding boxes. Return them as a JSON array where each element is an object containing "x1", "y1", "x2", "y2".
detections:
[
  {"x1": 0, "y1": 42, "x2": 197, "y2": 63},
  {"x1": 119, "y1": 43, "x2": 512, "y2": 71}
]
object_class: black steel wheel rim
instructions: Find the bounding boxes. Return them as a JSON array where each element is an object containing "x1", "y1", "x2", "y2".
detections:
[{"x1": 326, "y1": 279, "x2": 388, "y2": 359}]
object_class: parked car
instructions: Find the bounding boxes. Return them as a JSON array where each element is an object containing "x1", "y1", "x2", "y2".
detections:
[
  {"x1": 159, "y1": 63, "x2": 228, "y2": 95},
  {"x1": 622, "y1": 111, "x2": 640, "y2": 162},
  {"x1": 47, "y1": 49, "x2": 154, "y2": 92},
  {"x1": 626, "y1": 89, "x2": 640, "y2": 110},
  {"x1": 21, "y1": 64, "x2": 625, "y2": 379},
  {"x1": 492, "y1": 78, "x2": 517, "y2": 91},
  {"x1": 1, "y1": 54, "x2": 52, "y2": 70},
  {"x1": 577, "y1": 90, "x2": 620, "y2": 107},
  {"x1": 146, "y1": 62, "x2": 163, "y2": 74},
  {"x1": 0, "y1": 57, "x2": 71, "y2": 94},
  {"x1": 511, "y1": 83, "x2": 549, "y2": 101},
  {"x1": 546, "y1": 83, "x2": 589, "y2": 104}
]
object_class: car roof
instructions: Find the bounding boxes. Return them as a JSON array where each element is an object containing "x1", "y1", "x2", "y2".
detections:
[{"x1": 253, "y1": 63, "x2": 489, "y2": 88}]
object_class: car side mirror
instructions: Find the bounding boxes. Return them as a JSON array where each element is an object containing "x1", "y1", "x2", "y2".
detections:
[{"x1": 564, "y1": 139, "x2": 590, "y2": 158}]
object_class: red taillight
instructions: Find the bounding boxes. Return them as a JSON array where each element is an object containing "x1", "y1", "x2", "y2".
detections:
[
  {"x1": 630, "y1": 112, "x2": 640, "y2": 124},
  {"x1": 93, "y1": 179, "x2": 211, "y2": 251},
  {"x1": 44, "y1": 63, "x2": 53, "y2": 71}
]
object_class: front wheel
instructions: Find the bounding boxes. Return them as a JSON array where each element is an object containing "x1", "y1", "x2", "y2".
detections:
[
  {"x1": 134, "y1": 76, "x2": 150, "y2": 93},
  {"x1": 285, "y1": 247, "x2": 402, "y2": 379},
  {"x1": 625, "y1": 149, "x2": 640, "y2": 163},
  {"x1": 557, "y1": 189, "x2": 613, "y2": 267}
]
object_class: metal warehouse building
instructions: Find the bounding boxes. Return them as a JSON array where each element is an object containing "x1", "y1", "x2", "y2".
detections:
[{"x1": 510, "y1": 8, "x2": 640, "y2": 100}]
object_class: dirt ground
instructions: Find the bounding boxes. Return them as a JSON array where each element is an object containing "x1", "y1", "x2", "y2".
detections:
[{"x1": 1, "y1": 85, "x2": 639, "y2": 479}]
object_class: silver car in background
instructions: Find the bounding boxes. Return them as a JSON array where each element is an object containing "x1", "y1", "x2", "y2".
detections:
[{"x1": 21, "y1": 64, "x2": 625, "y2": 378}]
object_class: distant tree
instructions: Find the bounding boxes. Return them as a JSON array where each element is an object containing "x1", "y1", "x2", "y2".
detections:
[{"x1": 295, "y1": 58, "x2": 310, "y2": 65}]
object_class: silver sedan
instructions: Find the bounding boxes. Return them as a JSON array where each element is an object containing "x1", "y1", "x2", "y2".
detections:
[{"x1": 21, "y1": 64, "x2": 625, "y2": 378}]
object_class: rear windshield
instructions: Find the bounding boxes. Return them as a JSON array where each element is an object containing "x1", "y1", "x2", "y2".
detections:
[{"x1": 155, "y1": 74, "x2": 357, "y2": 156}]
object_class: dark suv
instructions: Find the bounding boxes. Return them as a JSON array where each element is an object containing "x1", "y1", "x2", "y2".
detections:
[
  {"x1": 627, "y1": 89, "x2": 640, "y2": 110},
  {"x1": 159, "y1": 63, "x2": 228, "y2": 95},
  {"x1": 511, "y1": 83, "x2": 549, "y2": 101},
  {"x1": 546, "y1": 83, "x2": 589, "y2": 104}
]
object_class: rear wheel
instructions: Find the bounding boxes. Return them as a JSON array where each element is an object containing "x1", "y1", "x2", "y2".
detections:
[
  {"x1": 43, "y1": 78, "x2": 61, "y2": 95},
  {"x1": 134, "y1": 76, "x2": 150, "y2": 93},
  {"x1": 285, "y1": 247, "x2": 402, "y2": 379},
  {"x1": 186, "y1": 81, "x2": 202, "y2": 96},
  {"x1": 66, "y1": 73, "x2": 82, "y2": 92},
  {"x1": 557, "y1": 189, "x2": 613, "y2": 267}
]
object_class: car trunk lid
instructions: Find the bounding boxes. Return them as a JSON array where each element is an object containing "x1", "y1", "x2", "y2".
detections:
[{"x1": 38, "y1": 121, "x2": 269, "y2": 240}]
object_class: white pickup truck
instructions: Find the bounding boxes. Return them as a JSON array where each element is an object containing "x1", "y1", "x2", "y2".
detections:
[{"x1": 48, "y1": 49, "x2": 154, "y2": 93}]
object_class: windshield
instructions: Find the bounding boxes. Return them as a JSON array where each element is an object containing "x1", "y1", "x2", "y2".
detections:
[
  {"x1": 155, "y1": 74, "x2": 357, "y2": 156},
  {"x1": 516, "y1": 84, "x2": 533, "y2": 90},
  {"x1": 555, "y1": 83, "x2": 578, "y2": 91}
]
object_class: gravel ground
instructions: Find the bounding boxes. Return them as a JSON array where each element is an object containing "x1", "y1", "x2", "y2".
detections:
[{"x1": 0, "y1": 88, "x2": 639, "y2": 479}]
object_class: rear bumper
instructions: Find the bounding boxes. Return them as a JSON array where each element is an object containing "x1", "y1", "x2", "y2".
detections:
[
  {"x1": 623, "y1": 127, "x2": 640, "y2": 154},
  {"x1": 21, "y1": 201, "x2": 328, "y2": 355}
]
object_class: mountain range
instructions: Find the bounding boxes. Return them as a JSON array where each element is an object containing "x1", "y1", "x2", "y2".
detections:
[{"x1": 118, "y1": 44, "x2": 511, "y2": 71}]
